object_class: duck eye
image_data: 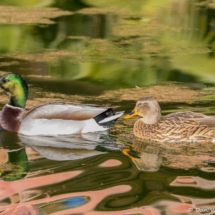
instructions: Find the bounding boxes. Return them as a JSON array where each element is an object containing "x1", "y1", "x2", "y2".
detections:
[{"x1": 3, "y1": 79, "x2": 10, "y2": 83}]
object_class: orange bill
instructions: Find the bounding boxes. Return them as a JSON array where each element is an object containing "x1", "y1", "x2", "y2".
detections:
[
  {"x1": 124, "y1": 108, "x2": 138, "y2": 119},
  {"x1": 122, "y1": 148, "x2": 136, "y2": 161}
]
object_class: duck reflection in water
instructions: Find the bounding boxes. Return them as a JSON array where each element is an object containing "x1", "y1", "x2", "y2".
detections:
[
  {"x1": 19, "y1": 131, "x2": 119, "y2": 161},
  {"x1": 0, "y1": 130, "x2": 120, "y2": 181},
  {"x1": 122, "y1": 138, "x2": 163, "y2": 172},
  {"x1": 0, "y1": 130, "x2": 148, "y2": 215},
  {"x1": 0, "y1": 130, "x2": 120, "y2": 182},
  {"x1": 0, "y1": 131, "x2": 29, "y2": 181},
  {"x1": 121, "y1": 134, "x2": 215, "y2": 172}
]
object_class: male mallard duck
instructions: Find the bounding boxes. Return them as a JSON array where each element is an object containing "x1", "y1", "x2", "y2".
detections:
[
  {"x1": 0, "y1": 73, "x2": 124, "y2": 136},
  {"x1": 125, "y1": 97, "x2": 215, "y2": 142}
]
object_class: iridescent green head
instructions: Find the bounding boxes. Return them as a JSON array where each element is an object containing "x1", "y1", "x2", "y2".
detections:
[{"x1": 0, "y1": 73, "x2": 28, "y2": 108}]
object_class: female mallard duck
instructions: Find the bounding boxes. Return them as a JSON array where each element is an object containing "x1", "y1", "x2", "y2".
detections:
[
  {"x1": 0, "y1": 73, "x2": 124, "y2": 136},
  {"x1": 125, "y1": 97, "x2": 215, "y2": 142}
]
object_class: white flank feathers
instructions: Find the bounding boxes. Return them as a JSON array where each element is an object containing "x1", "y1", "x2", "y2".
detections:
[{"x1": 19, "y1": 118, "x2": 109, "y2": 136}]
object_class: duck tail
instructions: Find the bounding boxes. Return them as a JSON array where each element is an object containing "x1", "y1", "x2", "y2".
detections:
[{"x1": 94, "y1": 109, "x2": 124, "y2": 128}]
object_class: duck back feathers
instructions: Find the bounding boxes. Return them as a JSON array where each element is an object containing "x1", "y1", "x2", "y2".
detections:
[
  {"x1": 134, "y1": 111, "x2": 215, "y2": 142},
  {"x1": 24, "y1": 102, "x2": 112, "y2": 120}
]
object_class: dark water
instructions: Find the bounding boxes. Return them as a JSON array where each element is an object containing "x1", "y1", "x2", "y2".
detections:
[{"x1": 1, "y1": 0, "x2": 215, "y2": 214}]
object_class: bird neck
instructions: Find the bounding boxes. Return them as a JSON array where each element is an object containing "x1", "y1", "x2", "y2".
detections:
[
  {"x1": 8, "y1": 86, "x2": 28, "y2": 108},
  {"x1": 9, "y1": 96, "x2": 26, "y2": 108},
  {"x1": 141, "y1": 109, "x2": 161, "y2": 125}
]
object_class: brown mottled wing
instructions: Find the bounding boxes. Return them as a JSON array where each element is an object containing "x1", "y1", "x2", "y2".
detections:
[
  {"x1": 134, "y1": 111, "x2": 215, "y2": 142},
  {"x1": 161, "y1": 111, "x2": 215, "y2": 142},
  {"x1": 24, "y1": 102, "x2": 111, "y2": 121},
  {"x1": 164, "y1": 111, "x2": 207, "y2": 126}
]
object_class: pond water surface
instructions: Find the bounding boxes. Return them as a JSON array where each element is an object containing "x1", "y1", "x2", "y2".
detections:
[{"x1": 1, "y1": 0, "x2": 215, "y2": 214}]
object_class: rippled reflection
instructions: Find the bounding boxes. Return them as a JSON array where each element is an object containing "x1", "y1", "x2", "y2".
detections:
[
  {"x1": 0, "y1": 129, "x2": 215, "y2": 214},
  {"x1": 19, "y1": 131, "x2": 118, "y2": 161},
  {"x1": 0, "y1": 131, "x2": 29, "y2": 181}
]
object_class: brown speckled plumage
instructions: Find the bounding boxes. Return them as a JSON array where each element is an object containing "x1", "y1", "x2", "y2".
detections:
[
  {"x1": 126, "y1": 97, "x2": 215, "y2": 143},
  {"x1": 134, "y1": 113, "x2": 215, "y2": 142}
]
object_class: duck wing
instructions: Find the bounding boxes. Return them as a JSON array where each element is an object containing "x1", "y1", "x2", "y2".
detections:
[
  {"x1": 164, "y1": 111, "x2": 215, "y2": 128},
  {"x1": 20, "y1": 102, "x2": 124, "y2": 135},
  {"x1": 24, "y1": 102, "x2": 113, "y2": 121}
]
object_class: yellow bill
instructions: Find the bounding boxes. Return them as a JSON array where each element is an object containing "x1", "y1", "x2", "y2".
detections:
[
  {"x1": 124, "y1": 108, "x2": 138, "y2": 119},
  {"x1": 0, "y1": 88, "x2": 2, "y2": 93}
]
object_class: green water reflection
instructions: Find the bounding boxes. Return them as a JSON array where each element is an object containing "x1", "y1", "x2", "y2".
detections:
[
  {"x1": 0, "y1": 131, "x2": 29, "y2": 181},
  {"x1": 0, "y1": 0, "x2": 215, "y2": 87}
]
